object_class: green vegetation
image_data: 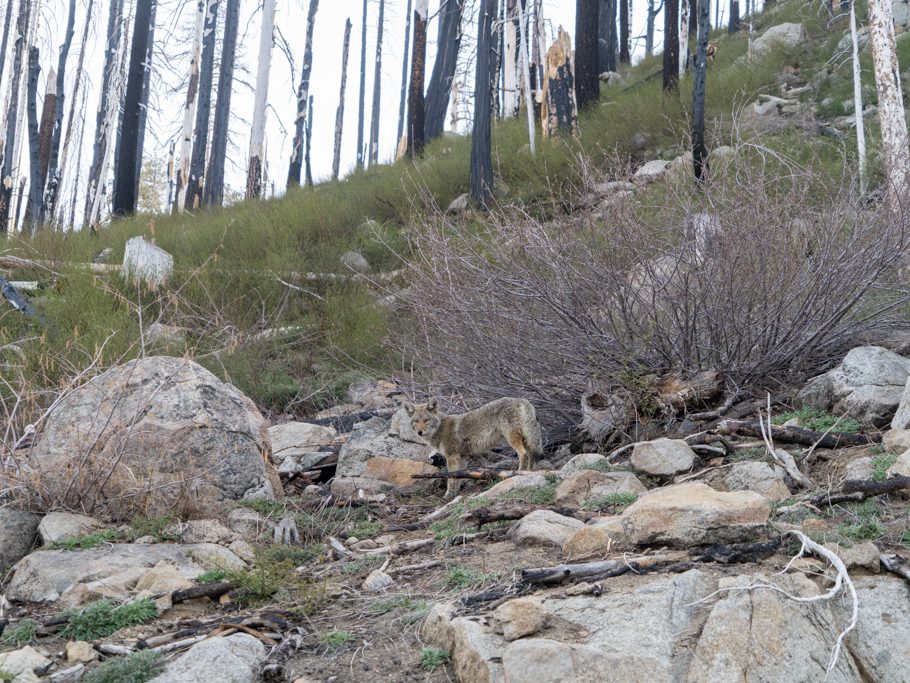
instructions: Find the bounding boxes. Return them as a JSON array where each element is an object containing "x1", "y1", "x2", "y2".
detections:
[
  {"x1": 420, "y1": 647, "x2": 452, "y2": 671},
  {"x1": 872, "y1": 454, "x2": 898, "y2": 481},
  {"x1": 60, "y1": 598, "x2": 157, "y2": 640},
  {"x1": 82, "y1": 651, "x2": 164, "y2": 683},
  {"x1": 348, "y1": 519, "x2": 384, "y2": 539},
  {"x1": 837, "y1": 500, "x2": 886, "y2": 542},
  {"x1": 0, "y1": 672, "x2": 14, "y2": 683},
  {"x1": 319, "y1": 629, "x2": 356, "y2": 652},
  {"x1": 901, "y1": 529, "x2": 910, "y2": 547},
  {"x1": 367, "y1": 596, "x2": 430, "y2": 623},
  {"x1": 237, "y1": 499, "x2": 286, "y2": 518},
  {"x1": 194, "y1": 569, "x2": 228, "y2": 584},
  {"x1": 773, "y1": 406, "x2": 861, "y2": 433},
  {"x1": 0, "y1": 619, "x2": 37, "y2": 647},
  {"x1": 581, "y1": 492, "x2": 639, "y2": 511},
  {"x1": 502, "y1": 483, "x2": 557, "y2": 506},
  {"x1": 223, "y1": 546, "x2": 326, "y2": 611},
  {"x1": 341, "y1": 554, "x2": 383, "y2": 575},
  {"x1": 445, "y1": 565, "x2": 498, "y2": 590},
  {"x1": 128, "y1": 516, "x2": 179, "y2": 542},
  {"x1": 578, "y1": 459, "x2": 614, "y2": 472},
  {"x1": 50, "y1": 530, "x2": 122, "y2": 550}
]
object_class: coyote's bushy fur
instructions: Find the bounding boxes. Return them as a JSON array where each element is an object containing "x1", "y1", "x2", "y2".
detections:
[{"x1": 403, "y1": 397, "x2": 543, "y2": 499}]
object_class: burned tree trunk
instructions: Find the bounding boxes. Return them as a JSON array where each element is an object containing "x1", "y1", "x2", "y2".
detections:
[
  {"x1": 304, "y1": 95, "x2": 314, "y2": 188},
  {"x1": 173, "y1": 0, "x2": 207, "y2": 213},
  {"x1": 246, "y1": 0, "x2": 277, "y2": 199},
  {"x1": 406, "y1": 0, "x2": 429, "y2": 157},
  {"x1": 204, "y1": 0, "x2": 238, "y2": 207},
  {"x1": 396, "y1": 0, "x2": 413, "y2": 147},
  {"x1": 133, "y1": 0, "x2": 157, "y2": 200},
  {"x1": 645, "y1": 0, "x2": 662, "y2": 56},
  {"x1": 729, "y1": 0, "x2": 740, "y2": 32},
  {"x1": 356, "y1": 0, "x2": 368, "y2": 170},
  {"x1": 113, "y1": 0, "x2": 155, "y2": 216},
  {"x1": 663, "y1": 0, "x2": 680, "y2": 92},
  {"x1": 599, "y1": 0, "x2": 617, "y2": 73},
  {"x1": 287, "y1": 0, "x2": 319, "y2": 188},
  {"x1": 679, "y1": 0, "x2": 689, "y2": 73},
  {"x1": 575, "y1": 0, "x2": 600, "y2": 110},
  {"x1": 692, "y1": 0, "x2": 709, "y2": 181},
  {"x1": 0, "y1": 0, "x2": 13, "y2": 86},
  {"x1": 368, "y1": 0, "x2": 386, "y2": 165},
  {"x1": 470, "y1": 0, "x2": 495, "y2": 209},
  {"x1": 24, "y1": 47, "x2": 39, "y2": 233},
  {"x1": 503, "y1": 0, "x2": 519, "y2": 118},
  {"x1": 0, "y1": 0, "x2": 31, "y2": 233},
  {"x1": 27, "y1": 65, "x2": 56, "y2": 229},
  {"x1": 542, "y1": 28, "x2": 579, "y2": 136},
  {"x1": 184, "y1": 0, "x2": 219, "y2": 209},
  {"x1": 332, "y1": 19, "x2": 352, "y2": 181},
  {"x1": 619, "y1": 0, "x2": 630, "y2": 63},
  {"x1": 424, "y1": 0, "x2": 464, "y2": 142}
]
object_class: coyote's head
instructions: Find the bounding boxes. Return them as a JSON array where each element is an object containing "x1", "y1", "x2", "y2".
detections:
[{"x1": 402, "y1": 398, "x2": 442, "y2": 441}]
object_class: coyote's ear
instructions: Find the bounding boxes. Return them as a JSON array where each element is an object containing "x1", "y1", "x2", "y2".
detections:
[
  {"x1": 401, "y1": 401, "x2": 415, "y2": 415},
  {"x1": 427, "y1": 397, "x2": 439, "y2": 414}
]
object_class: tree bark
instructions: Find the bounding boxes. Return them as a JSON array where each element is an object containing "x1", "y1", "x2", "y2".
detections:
[
  {"x1": 173, "y1": 0, "x2": 206, "y2": 213},
  {"x1": 663, "y1": 0, "x2": 679, "y2": 92},
  {"x1": 679, "y1": 0, "x2": 689, "y2": 74},
  {"x1": 716, "y1": 420, "x2": 880, "y2": 448},
  {"x1": 24, "y1": 46, "x2": 39, "y2": 233},
  {"x1": 850, "y1": 0, "x2": 867, "y2": 194},
  {"x1": 406, "y1": 0, "x2": 429, "y2": 157},
  {"x1": 0, "y1": 0, "x2": 13, "y2": 93},
  {"x1": 728, "y1": 0, "x2": 740, "y2": 32},
  {"x1": 368, "y1": 0, "x2": 385, "y2": 165},
  {"x1": 134, "y1": 0, "x2": 156, "y2": 202},
  {"x1": 332, "y1": 19, "x2": 352, "y2": 181},
  {"x1": 645, "y1": 0, "x2": 662, "y2": 56},
  {"x1": 356, "y1": 0, "x2": 368, "y2": 170},
  {"x1": 542, "y1": 28, "x2": 579, "y2": 136},
  {"x1": 184, "y1": 0, "x2": 219, "y2": 209},
  {"x1": 470, "y1": 0, "x2": 495, "y2": 209},
  {"x1": 204, "y1": 0, "x2": 238, "y2": 207},
  {"x1": 246, "y1": 0, "x2": 276, "y2": 199},
  {"x1": 424, "y1": 0, "x2": 464, "y2": 142},
  {"x1": 0, "y1": 0, "x2": 30, "y2": 234},
  {"x1": 503, "y1": 0, "x2": 519, "y2": 118},
  {"x1": 113, "y1": 0, "x2": 154, "y2": 217},
  {"x1": 304, "y1": 95, "x2": 314, "y2": 187},
  {"x1": 619, "y1": 0, "x2": 630, "y2": 63},
  {"x1": 599, "y1": 0, "x2": 617, "y2": 72},
  {"x1": 575, "y1": 0, "x2": 600, "y2": 110},
  {"x1": 518, "y1": 0, "x2": 536, "y2": 156},
  {"x1": 692, "y1": 0, "x2": 709, "y2": 182},
  {"x1": 26, "y1": 65, "x2": 55, "y2": 230},
  {"x1": 396, "y1": 0, "x2": 413, "y2": 147},
  {"x1": 287, "y1": 0, "x2": 319, "y2": 189}
]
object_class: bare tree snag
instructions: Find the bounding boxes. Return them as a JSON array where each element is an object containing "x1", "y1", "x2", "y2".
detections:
[
  {"x1": 424, "y1": 0, "x2": 464, "y2": 142},
  {"x1": 368, "y1": 0, "x2": 385, "y2": 166},
  {"x1": 715, "y1": 420, "x2": 880, "y2": 448},
  {"x1": 691, "y1": 0, "x2": 709, "y2": 181},
  {"x1": 304, "y1": 95, "x2": 314, "y2": 187},
  {"x1": 287, "y1": 0, "x2": 319, "y2": 188},
  {"x1": 355, "y1": 0, "x2": 368, "y2": 170},
  {"x1": 406, "y1": 0, "x2": 428, "y2": 157},
  {"x1": 470, "y1": 0, "x2": 495, "y2": 208},
  {"x1": 542, "y1": 28, "x2": 579, "y2": 137},
  {"x1": 850, "y1": 0, "x2": 867, "y2": 194},
  {"x1": 679, "y1": 0, "x2": 689, "y2": 74},
  {"x1": 0, "y1": 0, "x2": 13, "y2": 87},
  {"x1": 133, "y1": 0, "x2": 157, "y2": 202},
  {"x1": 173, "y1": 0, "x2": 207, "y2": 213},
  {"x1": 24, "y1": 46, "x2": 39, "y2": 233},
  {"x1": 599, "y1": 0, "x2": 617, "y2": 72},
  {"x1": 518, "y1": 0, "x2": 536, "y2": 156},
  {"x1": 574, "y1": 0, "x2": 599, "y2": 110},
  {"x1": 503, "y1": 0, "x2": 519, "y2": 118},
  {"x1": 246, "y1": 0, "x2": 277, "y2": 199},
  {"x1": 185, "y1": 0, "x2": 220, "y2": 209},
  {"x1": 619, "y1": 0, "x2": 630, "y2": 63},
  {"x1": 332, "y1": 19, "x2": 352, "y2": 181},
  {"x1": 0, "y1": 0, "x2": 31, "y2": 233},
  {"x1": 204, "y1": 0, "x2": 238, "y2": 207},
  {"x1": 663, "y1": 0, "x2": 680, "y2": 92},
  {"x1": 396, "y1": 0, "x2": 413, "y2": 148}
]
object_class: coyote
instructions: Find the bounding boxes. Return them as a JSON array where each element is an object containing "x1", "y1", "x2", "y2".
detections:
[{"x1": 403, "y1": 397, "x2": 543, "y2": 499}]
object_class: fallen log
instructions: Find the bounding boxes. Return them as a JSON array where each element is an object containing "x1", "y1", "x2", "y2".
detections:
[
  {"x1": 689, "y1": 538, "x2": 782, "y2": 564},
  {"x1": 807, "y1": 475, "x2": 910, "y2": 507},
  {"x1": 521, "y1": 554, "x2": 680, "y2": 584},
  {"x1": 259, "y1": 627, "x2": 306, "y2": 683},
  {"x1": 716, "y1": 419, "x2": 879, "y2": 448},
  {"x1": 463, "y1": 504, "x2": 587, "y2": 527},
  {"x1": 163, "y1": 581, "x2": 233, "y2": 604},
  {"x1": 880, "y1": 553, "x2": 910, "y2": 584}
]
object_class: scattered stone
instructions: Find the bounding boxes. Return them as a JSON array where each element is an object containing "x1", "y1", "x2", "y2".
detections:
[
  {"x1": 28, "y1": 356, "x2": 280, "y2": 515},
  {"x1": 508, "y1": 510, "x2": 585, "y2": 547},
  {"x1": 724, "y1": 461, "x2": 791, "y2": 501},
  {"x1": 148, "y1": 633, "x2": 267, "y2": 683},
  {"x1": 37, "y1": 512, "x2": 104, "y2": 546},
  {"x1": 336, "y1": 416, "x2": 429, "y2": 481},
  {"x1": 166, "y1": 519, "x2": 237, "y2": 545},
  {"x1": 0, "y1": 508, "x2": 40, "y2": 571},
  {"x1": 891, "y1": 376, "x2": 910, "y2": 429},
  {"x1": 362, "y1": 569, "x2": 394, "y2": 592},
  {"x1": 0, "y1": 646, "x2": 52, "y2": 683},
  {"x1": 632, "y1": 159, "x2": 670, "y2": 182},
  {"x1": 268, "y1": 422, "x2": 337, "y2": 464},
  {"x1": 146, "y1": 322, "x2": 185, "y2": 347},
  {"x1": 630, "y1": 438, "x2": 696, "y2": 478},
  {"x1": 227, "y1": 507, "x2": 275, "y2": 541},
  {"x1": 621, "y1": 482, "x2": 770, "y2": 547},
  {"x1": 752, "y1": 23, "x2": 808, "y2": 59},
  {"x1": 824, "y1": 542, "x2": 880, "y2": 573},
  {"x1": 339, "y1": 250, "x2": 371, "y2": 274},
  {"x1": 563, "y1": 516, "x2": 628, "y2": 559},
  {"x1": 882, "y1": 428, "x2": 910, "y2": 452},
  {"x1": 844, "y1": 456, "x2": 876, "y2": 481},
  {"x1": 797, "y1": 346, "x2": 910, "y2": 427},
  {"x1": 228, "y1": 539, "x2": 256, "y2": 564},
  {"x1": 668, "y1": 150, "x2": 694, "y2": 179},
  {"x1": 446, "y1": 193, "x2": 470, "y2": 215},
  {"x1": 554, "y1": 470, "x2": 646, "y2": 506},
  {"x1": 889, "y1": 450, "x2": 910, "y2": 477},
  {"x1": 65, "y1": 641, "x2": 97, "y2": 664},
  {"x1": 493, "y1": 597, "x2": 547, "y2": 641},
  {"x1": 559, "y1": 453, "x2": 609, "y2": 474},
  {"x1": 135, "y1": 561, "x2": 196, "y2": 594},
  {"x1": 346, "y1": 379, "x2": 402, "y2": 409},
  {"x1": 123, "y1": 236, "x2": 173, "y2": 288},
  {"x1": 483, "y1": 473, "x2": 549, "y2": 500}
]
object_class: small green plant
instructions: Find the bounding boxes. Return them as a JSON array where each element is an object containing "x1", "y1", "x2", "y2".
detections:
[
  {"x1": 82, "y1": 650, "x2": 164, "y2": 683},
  {"x1": 224, "y1": 548, "x2": 326, "y2": 611},
  {"x1": 429, "y1": 496, "x2": 491, "y2": 540},
  {"x1": 368, "y1": 595, "x2": 426, "y2": 616},
  {"x1": 728, "y1": 446, "x2": 771, "y2": 463},
  {"x1": 320, "y1": 629, "x2": 355, "y2": 652},
  {"x1": 1, "y1": 619, "x2": 37, "y2": 647},
  {"x1": 871, "y1": 454, "x2": 898, "y2": 481},
  {"x1": 257, "y1": 543, "x2": 327, "y2": 566},
  {"x1": 502, "y1": 483, "x2": 557, "y2": 506},
  {"x1": 579, "y1": 459, "x2": 613, "y2": 472},
  {"x1": 341, "y1": 554, "x2": 383, "y2": 575},
  {"x1": 0, "y1": 672, "x2": 14, "y2": 683},
  {"x1": 901, "y1": 529, "x2": 910, "y2": 547},
  {"x1": 772, "y1": 406, "x2": 861, "y2": 433},
  {"x1": 420, "y1": 647, "x2": 451, "y2": 670},
  {"x1": 195, "y1": 569, "x2": 227, "y2": 584},
  {"x1": 128, "y1": 516, "x2": 178, "y2": 542},
  {"x1": 445, "y1": 565, "x2": 497, "y2": 590},
  {"x1": 237, "y1": 499, "x2": 287, "y2": 518},
  {"x1": 60, "y1": 598, "x2": 158, "y2": 640},
  {"x1": 349, "y1": 520, "x2": 384, "y2": 539},
  {"x1": 581, "y1": 492, "x2": 638, "y2": 511},
  {"x1": 50, "y1": 529, "x2": 121, "y2": 550},
  {"x1": 838, "y1": 520, "x2": 886, "y2": 541}
]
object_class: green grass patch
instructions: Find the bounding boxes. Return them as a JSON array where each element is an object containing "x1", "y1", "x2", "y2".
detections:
[
  {"x1": 319, "y1": 629, "x2": 355, "y2": 652},
  {"x1": 429, "y1": 496, "x2": 491, "y2": 540},
  {"x1": 773, "y1": 406, "x2": 861, "y2": 433},
  {"x1": 445, "y1": 565, "x2": 498, "y2": 590},
  {"x1": 60, "y1": 598, "x2": 158, "y2": 641},
  {"x1": 367, "y1": 595, "x2": 429, "y2": 622},
  {"x1": 837, "y1": 499, "x2": 886, "y2": 542},
  {"x1": 50, "y1": 530, "x2": 122, "y2": 550},
  {"x1": 237, "y1": 499, "x2": 287, "y2": 518},
  {"x1": 128, "y1": 516, "x2": 179, "y2": 542},
  {"x1": 420, "y1": 647, "x2": 451, "y2": 671},
  {"x1": 872, "y1": 454, "x2": 898, "y2": 481},
  {"x1": 901, "y1": 529, "x2": 910, "y2": 547},
  {"x1": 194, "y1": 569, "x2": 227, "y2": 584},
  {"x1": 1, "y1": 619, "x2": 37, "y2": 647},
  {"x1": 581, "y1": 492, "x2": 639, "y2": 511},
  {"x1": 223, "y1": 546, "x2": 326, "y2": 611},
  {"x1": 82, "y1": 650, "x2": 164, "y2": 683},
  {"x1": 501, "y1": 483, "x2": 557, "y2": 506},
  {"x1": 348, "y1": 520, "x2": 384, "y2": 539}
]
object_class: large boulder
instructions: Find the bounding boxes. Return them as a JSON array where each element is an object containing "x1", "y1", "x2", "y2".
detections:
[
  {"x1": 563, "y1": 516, "x2": 628, "y2": 559},
  {"x1": 37, "y1": 512, "x2": 104, "y2": 545},
  {"x1": 148, "y1": 633, "x2": 267, "y2": 683},
  {"x1": 752, "y1": 23, "x2": 808, "y2": 59},
  {"x1": 621, "y1": 482, "x2": 770, "y2": 547},
  {"x1": 796, "y1": 346, "x2": 910, "y2": 427},
  {"x1": 724, "y1": 461, "x2": 791, "y2": 502},
  {"x1": 0, "y1": 508, "x2": 40, "y2": 572},
  {"x1": 28, "y1": 356, "x2": 280, "y2": 516},
  {"x1": 554, "y1": 470, "x2": 646, "y2": 506},
  {"x1": 268, "y1": 422, "x2": 336, "y2": 465},
  {"x1": 631, "y1": 438, "x2": 696, "y2": 477},
  {"x1": 508, "y1": 510, "x2": 585, "y2": 547}
]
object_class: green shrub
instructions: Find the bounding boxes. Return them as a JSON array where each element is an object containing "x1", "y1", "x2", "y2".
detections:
[
  {"x1": 50, "y1": 530, "x2": 122, "y2": 550},
  {"x1": 82, "y1": 651, "x2": 164, "y2": 683},
  {"x1": 194, "y1": 569, "x2": 227, "y2": 584},
  {"x1": 445, "y1": 565, "x2": 497, "y2": 589},
  {"x1": 773, "y1": 407, "x2": 861, "y2": 433},
  {"x1": 420, "y1": 647, "x2": 451, "y2": 670},
  {"x1": 581, "y1": 492, "x2": 639, "y2": 511},
  {"x1": 0, "y1": 619, "x2": 37, "y2": 647},
  {"x1": 60, "y1": 599, "x2": 157, "y2": 640},
  {"x1": 871, "y1": 454, "x2": 898, "y2": 482},
  {"x1": 319, "y1": 629, "x2": 355, "y2": 652}
]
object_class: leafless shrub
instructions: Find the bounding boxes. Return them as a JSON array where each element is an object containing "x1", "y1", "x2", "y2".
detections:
[{"x1": 396, "y1": 157, "x2": 910, "y2": 431}]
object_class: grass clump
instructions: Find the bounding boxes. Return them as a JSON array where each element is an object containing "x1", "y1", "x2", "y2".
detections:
[
  {"x1": 502, "y1": 483, "x2": 557, "y2": 506},
  {"x1": 420, "y1": 647, "x2": 451, "y2": 671},
  {"x1": 445, "y1": 565, "x2": 498, "y2": 590},
  {"x1": 60, "y1": 598, "x2": 157, "y2": 640},
  {"x1": 581, "y1": 492, "x2": 639, "y2": 511},
  {"x1": 1, "y1": 619, "x2": 37, "y2": 647},
  {"x1": 237, "y1": 499, "x2": 286, "y2": 518},
  {"x1": 348, "y1": 519, "x2": 384, "y2": 539},
  {"x1": 50, "y1": 530, "x2": 122, "y2": 550},
  {"x1": 195, "y1": 569, "x2": 227, "y2": 584},
  {"x1": 128, "y1": 516, "x2": 178, "y2": 542},
  {"x1": 320, "y1": 629, "x2": 355, "y2": 652},
  {"x1": 82, "y1": 650, "x2": 164, "y2": 683},
  {"x1": 368, "y1": 595, "x2": 426, "y2": 616},
  {"x1": 871, "y1": 453, "x2": 898, "y2": 481},
  {"x1": 773, "y1": 407, "x2": 861, "y2": 433},
  {"x1": 429, "y1": 496, "x2": 491, "y2": 540},
  {"x1": 257, "y1": 543, "x2": 327, "y2": 566},
  {"x1": 224, "y1": 547, "x2": 326, "y2": 611},
  {"x1": 837, "y1": 499, "x2": 886, "y2": 542}
]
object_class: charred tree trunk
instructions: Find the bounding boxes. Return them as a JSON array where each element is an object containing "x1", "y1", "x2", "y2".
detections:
[
  {"x1": 24, "y1": 46, "x2": 39, "y2": 233},
  {"x1": 542, "y1": 28, "x2": 579, "y2": 136},
  {"x1": 575, "y1": 0, "x2": 600, "y2": 110},
  {"x1": 0, "y1": 0, "x2": 31, "y2": 233},
  {"x1": 246, "y1": 0, "x2": 276, "y2": 199},
  {"x1": 332, "y1": 18, "x2": 352, "y2": 181},
  {"x1": 679, "y1": 0, "x2": 689, "y2": 73},
  {"x1": 663, "y1": 0, "x2": 680, "y2": 92},
  {"x1": 619, "y1": 0, "x2": 630, "y2": 63},
  {"x1": 27, "y1": 65, "x2": 55, "y2": 229},
  {"x1": 355, "y1": 0, "x2": 367, "y2": 170},
  {"x1": 470, "y1": 0, "x2": 495, "y2": 209},
  {"x1": 113, "y1": 0, "x2": 155, "y2": 216},
  {"x1": 689, "y1": 0, "x2": 697, "y2": 37},
  {"x1": 287, "y1": 0, "x2": 319, "y2": 188},
  {"x1": 645, "y1": 0, "x2": 662, "y2": 56},
  {"x1": 424, "y1": 0, "x2": 464, "y2": 142},
  {"x1": 134, "y1": 0, "x2": 157, "y2": 200},
  {"x1": 396, "y1": 0, "x2": 413, "y2": 147},
  {"x1": 692, "y1": 0, "x2": 709, "y2": 181},
  {"x1": 173, "y1": 0, "x2": 206, "y2": 213},
  {"x1": 599, "y1": 0, "x2": 617, "y2": 72},
  {"x1": 304, "y1": 95, "x2": 314, "y2": 187},
  {"x1": 368, "y1": 0, "x2": 385, "y2": 166},
  {"x1": 204, "y1": 0, "x2": 238, "y2": 207},
  {"x1": 406, "y1": 0, "x2": 428, "y2": 157},
  {"x1": 0, "y1": 0, "x2": 13, "y2": 88},
  {"x1": 184, "y1": 0, "x2": 219, "y2": 209},
  {"x1": 729, "y1": 0, "x2": 740, "y2": 32}
]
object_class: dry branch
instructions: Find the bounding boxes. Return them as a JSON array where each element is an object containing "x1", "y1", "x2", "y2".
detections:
[
  {"x1": 807, "y1": 475, "x2": 910, "y2": 506},
  {"x1": 716, "y1": 419, "x2": 880, "y2": 448},
  {"x1": 463, "y1": 504, "x2": 586, "y2": 527},
  {"x1": 259, "y1": 627, "x2": 305, "y2": 682},
  {"x1": 879, "y1": 553, "x2": 910, "y2": 584}
]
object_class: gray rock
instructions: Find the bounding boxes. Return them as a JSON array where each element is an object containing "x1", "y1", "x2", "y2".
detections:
[
  {"x1": 0, "y1": 509, "x2": 40, "y2": 572},
  {"x1": 889, "y1": 450, "x2": 910, "y2": 477},
  {"x1": 340, "y1": 250, "x2": 371, "y2": 274},
  {"x1": 336, "y1": 416, "x2": 430, "y2": 478},
  {"x1": 482, "y1": 473, "x2": 549, "y2": 500},
  {"x1": 631, "y1": 438, "x2": 696, "y2": 477},
  {"x1": 668, "y1": 151, "x2": 694, "y2": 179},
  {"x1": 362, "y1": 569, "x2": 394, "y2": 592},
  {"x1": 844, "y1": 456, "x2": 876, "y2": 481},
  {"x1": 227, "y1": 507, "x2": 275, "y2": 541},
  {"x1": 122, "y1": 236, "x2": 173, "y2": 288},
  {"x1": 0, "y1": 645, "x2": 51, "y2": 683},
  {"x1": 422, "y1": 604, "x2": 506, "y2": 683},
  {"x1": 268, "y1": 422, "x2": 336, "y2": 464},
  {"x1": 562, "y1": 516, "x2": 629, "y2": 559},
  {"x1": 554, "y1": 470, "x2": 646, "y2": 506},
  {"x1": 891, "y1": 376, "x2": 910, "y2": 429},
  {"x1": 598, "y1": 71, "x2": 625, "y2": 86},
  {"x1": 503, "y1": 639, "x2": 615, "y2": 682},
  {"x1": 724, "y1": 461, "x2": 791, "y2": 501},
  {"x1": 752, "y1": 23, "x2": 808, "y2": 59},
  {"x1": 508, "y1": 510, "x2": 585, "y2": 547},
  {"x1": 823, "y1": 542, "x2": 880, "y2": 572},
  {"x1": 446, "y1": 193, "x2": 470, "y2": 214},
  {"x1": 145, "y1": 322, "x2": 185, "y2": 347},
  {"x1": 895, "y1": 0, "x2": 910, "y2": 27},
  {"x1": 493, "y1": 597, "x2": 547, "y2": 641},
  {"x1": 29, "y1": 356, "x2": 279, "y2": 516},
  {"x1": 6, "y1": 543, "x2": 245, "y2": 603},
  {"x1": 38, "y1": 512, "x2": 104, "y2": 545},
  {"x1": 559, "y1": 453, "x2": 609, "y2": 474},
  {"x1": 580, "y1": 386, "x2": 626, "y2": 442},
  {"x1": 710, "y1": 145, "x2": 736, "y2": 165},
  {"x1": 797, "y1": 346, "x2": 910, "y2": 428},
  {"x1": 632, "y1": 159, "x2": 670, "y2": 182},
  {"x1": 149, "y1": 633, "x2": 267, "y2": 683},
  {"x1": 165, "y1": 519, "x2": 237, "y2": 545},
  {"x1": 882, "y1": 428, "x2": 910, "y2": 452}
]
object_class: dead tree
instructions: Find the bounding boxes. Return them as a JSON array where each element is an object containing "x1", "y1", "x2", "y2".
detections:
[
  {"x1": 0, "y1": 0, "x2": 13, "y2": 85},
  {"x1": 645, "y1": 0, "x2": 663, "y2": 56},
  {"x1": 692, "y1": 0, "x2": 709, "y2": 181},
  {"x1": 26, "y1": 62, "x2": 55, "y2": 230},
  {"x1": 575, "y1": 0, "x2": 600, "y2": 110},
  {"x1": 619, "y1": 0, "x2": 630, "y2": 63},
  {"x1": 424, "y1": 0, "x2": 464, "y2": 142},
  {"x1": 396, "y1": 0, "x2": 413, "y2": 147},
  {"x1": 204, "y1": 0, "x2": 238, "y2": 207},
  {"x1": 542, "y1": 28, "x2": 579, "y2": 137},
  {"x1": 663, "y1": 0, "x2": 680, "y2": 92},
  {"x1": 355, "y1": 0, "x2": 367, "y2": 170},
  {"x1": 287, "y1": 0, "x2": 319, "y2": 188},
  {"x1": 173, "y1": 0, "x2": 207, "y2": 213},
  {"x1": 332, "y1": 19, "x2": 352, "y2": 181},
  {"x1": 599, "y1": 0, "x2": 617, "y2": 73},
  {"x1": 304, "y1": 95, "x2": 314, "y2": 187},
  {"x1": 246, "y1": 0, "x2": 277, "y2": 198},
  {"x1": 503, "y1": 0, "x2": 519, "y2": 118},
  {"x1": 406, "y1": 0, "x2": 429, "y2": 157},
  {"x1": 24, "y1": 47, "x2": 39, "y2": 233},
  {"x1": 729, "y1": 0, "x2": 740, "y2": 32},
  {"x1": 134, "y1": 0, "x2": 157, "y2": 199},
  {"x1": 470, "y1": 0, "x2": 496, "y2": 208},
  {"x1": 184, "y1": 0, "x2": 220, "y2": 209},
  {"x1": 0, "y1": 0, "x2": 31, "y2": 233},
  {"x1": 113, "y1": 0, "x2": 155, "y2": 216},
  {"x1": 368, "y1": 0, "x2": 386, "y2": 165}
]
